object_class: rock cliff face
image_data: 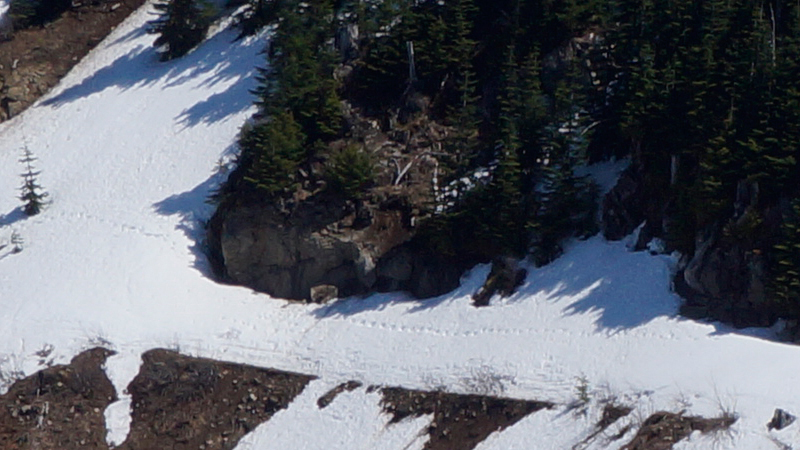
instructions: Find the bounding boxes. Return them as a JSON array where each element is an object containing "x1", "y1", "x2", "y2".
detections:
[
  {"x1": 678, "y1": 230, "x2": 772, "y2": 326},
  {"x1": 208, "y1": 193, "x2": 464, "y2": 301},
  {"x1": 211, "y1": 194, "x2": 404, "y2": 300},
  {"x1": 603, "y1": 165, "x2": 784, "y2": 327},
  {"x1": 677, "y1": 183, "x2": 785, "y2": 327},
  {"x1": 206, "y1": 100, "x2": 473, "y2": 302},
  {"x1": 602, "y1": 166, "x2": 647, "y2": 242}
]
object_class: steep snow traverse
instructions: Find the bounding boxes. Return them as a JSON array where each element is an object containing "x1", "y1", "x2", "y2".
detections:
[{"x1": 0, "y1": 1, "x2": 799, "y2": 449}]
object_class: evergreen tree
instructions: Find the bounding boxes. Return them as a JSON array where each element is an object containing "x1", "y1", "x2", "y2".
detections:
[
  {"x1": 240, "y1": 111, "x2": 305, "y2": 196},
  {"x1": 18, "y1": 147, "x2": 47, "y2": 216},
  {"x1": 353, "y1": 0, "x2": 419, "y2": 109},
  {"x1": 234, "y1": 0, "x2": 286, "y2": 38},
  {"x1": 772, "y1": 198, "x2": 800, "y2": 316},
  {"x1": 325, "y1": 145, "x2": 375, "y2": 200},
  {"x1": 471, "y1": 44, "x2": 528, "y2": 257},
  {"x1": 253, "y1": 0, "x2": 341, "y2": 146},
  {"x1": 148, "y1": 0, "x2": 215, "y2": 61}
]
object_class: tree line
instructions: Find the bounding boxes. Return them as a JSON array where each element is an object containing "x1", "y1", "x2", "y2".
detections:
[{"x1": 149, "y1": 0, "x2": 800, "y2": 316}]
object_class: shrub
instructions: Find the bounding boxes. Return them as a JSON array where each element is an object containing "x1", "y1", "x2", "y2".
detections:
[
  {"x1": 324, "y1": 145, "x2": 374, "y2": 199},
  {"x1": 9, "y1": 0, "x2": 71, "y2": 30}
]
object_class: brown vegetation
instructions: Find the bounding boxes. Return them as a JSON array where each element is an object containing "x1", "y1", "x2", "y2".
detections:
[
  {"x1": 0, "y1": 347, "x2": 116, "y2": 449},
  {"x1": 0, "y1": 0, "x2": 146, "y2": 121},
  {"x1": 380, "y1": 386, "x2": 553, "y2": 450}
]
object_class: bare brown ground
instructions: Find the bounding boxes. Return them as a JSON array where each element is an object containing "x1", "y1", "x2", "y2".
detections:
[
  {"x1": 0, "y1": 347, "x2": 116, "y2": 449},
  {"x1": 0, "y1": 0, "x2": 146, "y2": 121},
  {"x1": 622, "y1": 410, "x2": 736, "y2": 450},
  {"x1": 0, "y1": 348, "x2": 739, "y2": 450},
  {"x1": 379, "y1": 386, "x2": 554, "y2": 450},
  {"x1": 115, "y1": 349, "x2": 314, "y2": 450}
]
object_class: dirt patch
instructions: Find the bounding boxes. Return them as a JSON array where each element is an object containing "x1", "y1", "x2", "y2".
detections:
[
  {"x1": 0, "y1": 0, "x2": 147, "y2": 121},
  {"x1": 598, "y1": 403, "x2": 634, "y2": 430},
  {"x1": 573, "y1": 402, "x2": 633, "y2": 449},
  {"x1": 379, "y1": 386, "x2": 553, "y2": 450},
  {"x1": 0, "y1": 347, "x2": 116, "y2": 449},
  {"x1": 317, "y1": 380, "x2": 362, "y2": 409},
  {"x1": 622, "y1": 411, "x2": 736, "y2": 450},
  {"x1": 116, "y1": 349, "x2": 315, "y2": 450}
]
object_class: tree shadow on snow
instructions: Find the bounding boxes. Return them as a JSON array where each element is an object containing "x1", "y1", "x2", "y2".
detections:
[
  {"x1": 0, "y1": 207, "x2": 26, "y2": 227},
  {"x1": 311, "y1": 265, "x2": 491, "y2": 319},
  {"x1": 314, "y1": 237, "x2": 682, "y2": 333},
  {"x1": 151, "y1": 143, "x2": 238, "y2": 276},
  {"x1": 512, "y1": 237, "x2": 682, "y2": 331},
  {"x1": 41, "y1": 25, "x2": 264, "y2": 129},
  {"x1": 108, "y1": 25, "x2": 149, "y2": 46}
]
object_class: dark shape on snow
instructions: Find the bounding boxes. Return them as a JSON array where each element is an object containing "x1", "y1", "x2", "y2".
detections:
[
  {"x1": 472, "y1": 256, "x2": 527, "y2": 307},
  {"x1": 768, "y1": 408, "x2": 796, "y2": 431}
]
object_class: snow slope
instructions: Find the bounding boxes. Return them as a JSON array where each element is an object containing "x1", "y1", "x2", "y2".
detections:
[{"x1": 1, "y1": 3, "x2": 799, "y2": 449}]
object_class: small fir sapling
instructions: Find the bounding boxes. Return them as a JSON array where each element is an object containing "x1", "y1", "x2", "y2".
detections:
[
  {"x1": 19, "y1": 147, "x2": 47, "y2": 216},
  {"x1": 10, "y1": 231, "x2": 23, "y2": 253}
]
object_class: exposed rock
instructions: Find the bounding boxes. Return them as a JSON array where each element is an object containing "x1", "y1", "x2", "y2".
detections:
[
  {"x1": 472, "y1": 256, "x2": 527, "y2": 307},
  {"x1": 309, "y1": 284, "x2": 338, "y2": 303},
  {"x1": 117, "y1": 349, "x2": 314, "y2": 450},
  {"x1": 767, "y1": 408, "x2": 795, "y2": 431},
  {"x1": 622, "y1": 411, "x2": 735, "y2": 450},
  {"x1": 207, "y1": 110, "x2": 470, "y2": 301},
  {"x1": 380, "y1": 386, "x2": 553, "y2": 450},
  {"x1": 678, "y1": 182, "x2": 785, "y2": 327},
  {"x1": 0, "y1": 0, "x2": 146, "y2": 123},
  {"x1": 603, "y1": 164, "x2": 784, "y2": 328},
  {"x1": 0, "y1": 347, "x2": 117, "y2": 450},
  {"x1": 209, "y1": 190, "x2": 468, "y2": 300},
  {"x1": 373, "y1": 245, "x2": 466, "y2": 299},
  {"x1": 334, "y1": 23, "x2": 359, "y2": 62},
  {"x1": 316, "y1": 381, "x2": 362, "y2": 409},
  {"x1": 213, "y1": 194, "x2": 378, "y2": 300},
  {"x1": 602, "y1": 166, "x2": 647, "y2": 241}
]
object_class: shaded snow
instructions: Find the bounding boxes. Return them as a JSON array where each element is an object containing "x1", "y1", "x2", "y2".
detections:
[{"x1": 0, "y1": 2, "x2": 797, "y2": 449}]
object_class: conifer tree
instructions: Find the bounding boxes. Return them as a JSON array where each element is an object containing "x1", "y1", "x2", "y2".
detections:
[
  {"x1": 253, "y1": 0, "x2": 341, "y2": 146},
  {"x1": 234, "y1": 0, "x2": 286, "y2": 38},
  {"x1": 772, "y1": 198, "x2": 800, "y2": 316},
  {"x1": 240, "y1": 111, "x2": 305, "y2": 196},
  {"x1": 325, "y1": 145, "x2": 375, "y2": 200},
  {"x1": 473, "y1": 43, "x2": 528, "y2": 257},
  {"x1": 18, "y1": 147, "x2": 47, "y2": 216},
  {"x1": 148, "y1": 0, "x2": 215, "y2": 61},
  {"x1": 354, "y1": 0, "x2": 418, "y2": 108}
]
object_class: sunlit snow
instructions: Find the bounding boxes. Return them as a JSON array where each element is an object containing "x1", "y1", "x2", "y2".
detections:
[{"x1": 0, "y1": 2, "x2": 797, "y2": 449}]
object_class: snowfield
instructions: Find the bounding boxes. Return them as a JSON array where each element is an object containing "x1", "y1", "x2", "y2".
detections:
[{"x1": 1, "y1": 2, "x2": 799, "y2": 449}]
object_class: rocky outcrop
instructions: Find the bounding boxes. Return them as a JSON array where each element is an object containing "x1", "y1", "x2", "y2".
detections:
[
  {"x1": 677, "y1": 185, "x2": 785, "y2": 327},
  {"x1": 0, "y1": 348, "x2": 117, "y2": 449},
  {"x1": 768, "y1": 408, "x2": 795, "y2": 431},
  {"x1": 472, "y1": 257, "x2": 527, "y2": 307},
  {"x1": 208, "y1": 190, "x2": 465, "y2": 301},
  {"x1": 373, "y1": 244, "x2": 465, "y2": 299},
  {"x1": 602, "y1": 164, "x2": 785, "y2": 327},
  {"x1": 207, "y1": 105, "x2": 472, "y2": 302},
  {"x1": 211, "y1": 194, "x2": 394, "y2": 300},
  {"x1": 678, "y1": 233, "x2": 772, "y2": 327},
  {"x1": 601, "y1": 164, "x2": 666, "y2": 250},
  {"x1": 118, "y1": 349, "x2": 314, "y2": 450},
  {"x1": 602, "y1": 166, "x2": 647, "y2": 241}
]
